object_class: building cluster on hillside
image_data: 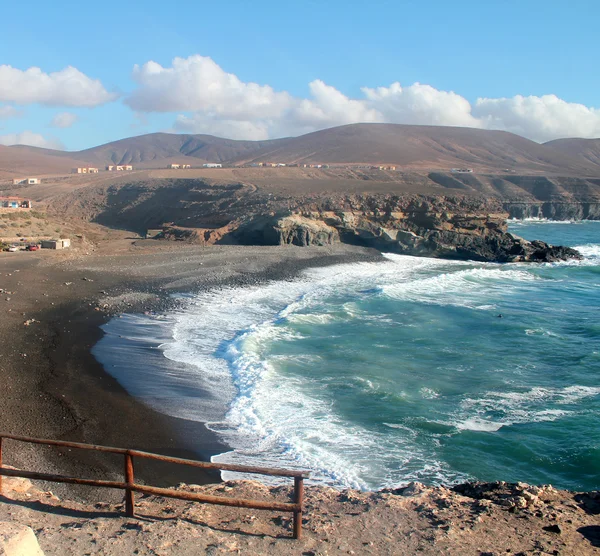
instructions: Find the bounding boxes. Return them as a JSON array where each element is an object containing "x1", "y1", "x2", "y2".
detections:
[
  {"x1": 168, "y1": 163, "x2": 192, "y2": 169},
  {"x1": 202, "y1": 163, "x2": 222, "y2": 168},
  {"x1": 0, "y1": 197, "x2": 32, "y2": 209},
  {"x1": 106, "y1": 165, "x2": 133, "y2": 171},
  {"x1": 72, "y1": 167, "x2": 99, "y2": 174},
  {"x1": 12, "y1": 178, "x2": 40, "y2": 185},
  {"x1": 451, "y1": 168, "x2": 474, "y2": 173},
  {"x1": 354, "y1": 165, "x2": 397, "y2": 170},
  {"x1": 241, "y1": 162, "x2": 399, "y2": 170}
]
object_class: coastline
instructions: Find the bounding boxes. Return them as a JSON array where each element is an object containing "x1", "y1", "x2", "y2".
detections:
[{"x1": 0, "y1": 241, "x2": 383, "y2": 501}]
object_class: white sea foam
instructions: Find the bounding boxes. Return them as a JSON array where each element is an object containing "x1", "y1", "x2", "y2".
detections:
[
  {"x1": 509, "y1": 218, "x2": 577, "y2": 224},
  {"x1": 456, "y1": 385, "x2": 600, "y2": 430},
  {"x1": 382, "y1": 266, "x2": 537, "y2": 308},
  {"x1": 151, "y1": 254, "x2": 479, "y2": 489},
  {"x1": 454, "y1": 419, "x2": 504, "y2": 432},
  {"x1": 575, "y1": 244, "x2": 600, "y2": 264}
]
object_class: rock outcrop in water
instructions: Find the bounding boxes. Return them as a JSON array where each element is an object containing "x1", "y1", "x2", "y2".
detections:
[{"x1": 233, "y1": 195, "x2": 582, "y2": 263}]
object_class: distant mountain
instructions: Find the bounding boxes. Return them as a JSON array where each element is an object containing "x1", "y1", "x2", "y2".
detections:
[
  {"x1": 545, "y1": 138, "x2": 600, "y2": 168},
  {"x1": 0, "y1": 145, "x2": 92, "y2": 179},
  {"x1": 231, "y1": 123, "x2": 598, "y2": 175},
  {"x1": 73, "y1": 133, "x2": 289, "y2": 167},
  {"x1": 2, "y1": 124, "x2": 599, "y2": 178}
]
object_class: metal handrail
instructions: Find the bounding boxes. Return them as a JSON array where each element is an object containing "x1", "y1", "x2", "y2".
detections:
[{"x1": 0, "y1": 433, "x2": 309, "y2": 539}]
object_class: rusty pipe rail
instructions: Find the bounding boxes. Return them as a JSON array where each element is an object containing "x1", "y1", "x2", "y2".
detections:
[{"x1": 0, "y1": 433, "x2": 309, "y2": 539}]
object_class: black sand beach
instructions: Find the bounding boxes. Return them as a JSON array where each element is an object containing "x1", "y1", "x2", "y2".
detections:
[{"x1": 0, "y1": 240, "x2": 382, "y2": 501}]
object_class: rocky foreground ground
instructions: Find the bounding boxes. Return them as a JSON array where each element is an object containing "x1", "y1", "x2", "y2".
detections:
[{"x1": 2, "y1": 473, "x2": 600, "y2": 555}]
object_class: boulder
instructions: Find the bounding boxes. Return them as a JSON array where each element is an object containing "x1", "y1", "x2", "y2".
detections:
[{"x1": 0, "y1": 522, "x2": 44, "y2": 556}]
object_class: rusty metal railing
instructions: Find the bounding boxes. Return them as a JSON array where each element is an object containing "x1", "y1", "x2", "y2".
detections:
[{"x1": 0, "y1": 433, "x2": 309, "y2": 539}]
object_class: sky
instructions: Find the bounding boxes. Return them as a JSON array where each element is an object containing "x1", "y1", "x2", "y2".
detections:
[{"x1": 0, "y1": 0, "x2": 599, "y2": 151}]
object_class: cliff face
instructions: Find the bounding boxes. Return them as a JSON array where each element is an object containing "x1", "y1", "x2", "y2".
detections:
[
  {"x1": 233, "y1": 195, "x2": 582, "y2": 262},
  {"x1": 503, "y1": 201, "x2": 600, "y2": 220},
  {"x1": 45, "y1": 175, "x2": 588, "y2": 263}
]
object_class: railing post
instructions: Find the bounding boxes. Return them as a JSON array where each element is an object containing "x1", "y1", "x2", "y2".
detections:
[
  {"x1": 0, "y1": 436, "x2": 3, "y2": 495},
  {"x1": 124, "y1": 451, "x2": 135, "y2": 517},
  {"x1": 293, "y1": 476, "x2": 304, "y2": 539}
]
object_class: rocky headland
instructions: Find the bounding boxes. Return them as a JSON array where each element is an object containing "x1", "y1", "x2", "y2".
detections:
[
  {"x1": 39, "y1": 170, "x2": 597, "y2": 264},
  {"x1": 231, "y1": 195, "x2": 582, "y2": 262}
]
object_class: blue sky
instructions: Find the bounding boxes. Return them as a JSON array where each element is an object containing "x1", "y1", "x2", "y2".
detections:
[{"x1": 1, "y1": 0, "x2": 599, "y2": 150}]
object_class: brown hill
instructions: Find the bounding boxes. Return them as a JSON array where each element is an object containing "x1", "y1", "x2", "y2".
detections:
[
  {"x1": 232, "y1": 123, "x2": 598, "y2": 175},
  {"x1": 73, "y1": 133, "x2": 288, "y2": 167},
  {"x1": 4, "y1": 124, "x2": 600, "y2": 178},
  {"x1": 545, "y1": 137, "x2": 600, "y2": 168},
  {"x1": 0, "y1": 145, "x2": 93, "y2": 180}
]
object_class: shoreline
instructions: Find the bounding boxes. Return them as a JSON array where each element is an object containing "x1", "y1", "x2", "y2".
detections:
[{"x1": 0, "y1": 241, "x2": 383, "y2": 501}]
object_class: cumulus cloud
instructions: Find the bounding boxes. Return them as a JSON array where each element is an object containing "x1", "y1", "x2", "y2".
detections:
[
  {"x1": 128, "y1": 55, "x2": 291, "y2": 119},
  {"x1": 50, "y1": 111, "x2": 78, "y2": 128},
  {"x1": 0, "y1": 131, "x2": 64, "y2": 150},
  {"x1": 174, "y1": 114, "x2": 271, "y2": 141},
  {"x1": 0, "y1": 105, "x2": 23, "y2": 119},
  {"x1": 127, "y1": 55, "x2": 600, "y2": 142},
  {"x1": 474, "y1": 95, "x2": 600, "y2": 143},
  {"x1": 362, "y1": 82, "x2": 481, "y2": 128},
  {"x1": 0, "y1": 65, "x2": 117, "y2": 107}
]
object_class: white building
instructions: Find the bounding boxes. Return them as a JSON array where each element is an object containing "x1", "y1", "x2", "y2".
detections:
[
  {"x1": 72, "y1": 167, "x2": 99, "y2": 174},
  {"x1": 203, "y1": 163, "x2": 222, "y2": 168},
  {"x1": 106, "y1": 165, "x2": 134, "y2": 171},
  {"x1": 13, "y1": 178, "x2": 40, "y2": 185}
]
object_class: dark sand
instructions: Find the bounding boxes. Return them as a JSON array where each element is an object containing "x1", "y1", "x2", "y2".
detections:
[{"x1": 0, "y1": 240, "x2": 382, "y2": 501}]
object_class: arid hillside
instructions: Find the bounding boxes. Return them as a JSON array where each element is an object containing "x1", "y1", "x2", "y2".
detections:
[
  {"x1": 3, "y1": 123, "x2": 600, "y2": 178},
  {"x1": 72, "y1": 133, "x2": 289, "y2": 166},
  {"x1": 545, "y1": 137, "x2": 600, "y2": 168},
  {"x1": 0, "y1": 146, "x2": 94, "y2": 179},
  {"x1": 231, "y1": 123, "x2": 599, "y2": 175}
]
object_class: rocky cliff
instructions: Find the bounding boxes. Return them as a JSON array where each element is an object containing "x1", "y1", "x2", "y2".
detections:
[
  {"x1": 232, "y1": 195, "x2": 582, "y2": 262},
  {"x1": 44, "y1": 174, "x2": 590, "y2": 263}
]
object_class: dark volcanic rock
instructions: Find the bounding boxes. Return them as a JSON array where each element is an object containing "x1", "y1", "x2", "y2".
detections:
[{"x1": 231, "y1": 195, "x2": 582, "y2": 263}]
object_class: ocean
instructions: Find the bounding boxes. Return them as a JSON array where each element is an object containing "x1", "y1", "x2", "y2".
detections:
[{"x1": 92, "y1": 221, "x2": 600, "y2": 491}]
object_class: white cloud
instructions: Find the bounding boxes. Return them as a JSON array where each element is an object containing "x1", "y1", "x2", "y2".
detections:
[
  {"x1": 50, "y1": 111, "x2": 78, "y2": 128},
  {"x1": 474, "y1": 95, "x2": 600, "y2": 143},
  {"x1": 0, "y1": 131, "x2": 64, "y2": 149},
  {"x1": 362, "y1": 82, "x2": 481, "y2": 128},
  {"x1": 0, "y1": 105, "x2": 23, "y2": 119},
  {"x1": 126, "y1": 55, "x2": 600, "y2": 142},
  {"x1": 128, "y1": 55, "x2": 291, "y2": 119},
  {"x1": 174, "y1": 114, "x2": 271, "y2": 141},
  {"x1": 0, "y1": 65, "x2": 117, "y2": 107}
]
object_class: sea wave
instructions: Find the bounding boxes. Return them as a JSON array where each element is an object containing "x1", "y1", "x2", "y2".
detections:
[
  {"x1": 381, "y1": 266, "x2": 537, "y2": 308},
  {"x1": 455, "y1": 385, "x2": 600, "y2": 431}
]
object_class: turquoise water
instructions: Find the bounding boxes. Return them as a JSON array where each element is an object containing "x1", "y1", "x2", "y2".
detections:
[{"x1": 95, "y1": 221, "x2": 600, "y2": 490}]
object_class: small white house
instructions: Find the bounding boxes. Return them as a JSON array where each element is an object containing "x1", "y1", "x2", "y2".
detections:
[
  {"x1": 13, "y1": 178, "x2": 40, "y2": 185},
  {"x1": 72, "y1": 167, "x2": 99, "y2": 174},
  {"x1": 203, "y1": 163, "x2": 222, "y2": 168},
  {"x1": 41, "y1": 238, "x2": 71, "y2": 250}
]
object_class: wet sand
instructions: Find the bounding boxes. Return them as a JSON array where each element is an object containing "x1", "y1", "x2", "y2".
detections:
[{"x1": 0, "y1": 240, "x2": 382, "y2": 501}]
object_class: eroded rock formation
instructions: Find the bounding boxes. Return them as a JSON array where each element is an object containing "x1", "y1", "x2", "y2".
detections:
[{"x1": 232, "y1": 195, "x2": 582, "y2": 262}]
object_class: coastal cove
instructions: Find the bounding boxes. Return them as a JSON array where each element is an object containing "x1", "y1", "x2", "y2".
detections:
[
  {"x1": 0, "y1": 242, "x2": 381, "y2": 500},
  {"x1": 92, "y1": 221, "x2": 600, "y2": 492}
]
